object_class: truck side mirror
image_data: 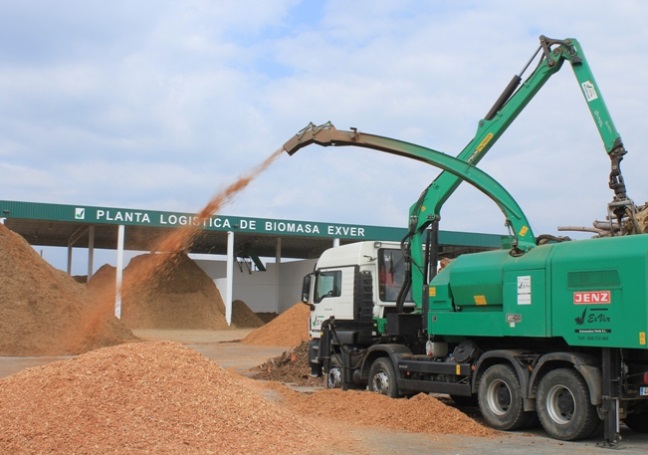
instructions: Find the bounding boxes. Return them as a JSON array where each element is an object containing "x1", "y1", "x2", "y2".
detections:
[{"x1": 301, "y1": 274, "x2": 312, "y2": 303}]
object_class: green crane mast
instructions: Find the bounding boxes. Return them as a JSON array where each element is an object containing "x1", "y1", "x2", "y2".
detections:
[{"x1": 284, "y1": 36, "x2": 636, "y2": 314}]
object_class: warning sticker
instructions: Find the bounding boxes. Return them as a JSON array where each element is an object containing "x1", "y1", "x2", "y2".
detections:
[
  {"x1": 517, "y1": 275, "x2": 531, "y2": 305},
  {"x1": 581, "y1": 81, "x2": 599, "y2": 102}
]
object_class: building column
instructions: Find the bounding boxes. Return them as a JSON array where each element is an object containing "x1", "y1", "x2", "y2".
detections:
[
  {"x1": 225, "y1": 231, "x2": 234, "y2": 325},
  {"x1": 275, "y1": 237, "x2": 281, "y2": 313},
  {"x1": 67, "y1": 245, "x2": 73, "y2": 275},
  {"x1": 114, "y1": 224, "x2": 125, "y2": 319},
  {"x1": 87, "y1": 225, "x2": 95, "y2": 282}
]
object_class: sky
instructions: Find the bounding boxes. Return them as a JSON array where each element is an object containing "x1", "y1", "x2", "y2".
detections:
[{"x1": 2, "y1": 0, "x2": 648, "y2": 270}]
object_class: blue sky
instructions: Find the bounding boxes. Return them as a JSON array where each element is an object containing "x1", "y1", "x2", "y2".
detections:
[{"x1": 2, "y1": 0, "x2": 648, "y2": 271}]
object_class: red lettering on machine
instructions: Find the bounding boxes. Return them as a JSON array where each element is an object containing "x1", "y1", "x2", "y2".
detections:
[{"x1": 573, "y1": 290, "x2": 611, "y2": 304}]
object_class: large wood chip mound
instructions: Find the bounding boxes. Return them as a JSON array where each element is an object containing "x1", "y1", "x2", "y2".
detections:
[
  {"x1": 232, "y1": 299, "x2": 265, "y2": 328},
  {"x1": 88, "y1": 253, "x2": 231, "y2": 330},
  {"x1": 0, "y1": 224, "x2": 136, "y2": 356},
  {"x1": 0, "y1": 341, "x2": 344, "y2": 454},
  {"x1": 241, "y1": 302, "x2": 310, "y2": 347}
]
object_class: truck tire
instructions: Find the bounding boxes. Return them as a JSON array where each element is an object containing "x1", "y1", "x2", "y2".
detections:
[
  {"x1": 327, "y1": 365, "x2": 342, "y2": 389},
  {"x1": 536, "y1": 368, "x2": 598, "y2": 441},
  {"x1": 308, "y1": 339, "x2": 322, "y2": 377},
  {"x1": 368, "y1": 357, "x2": 399, "y2": 398},
  {"x1": 478, "y1": 364, "x2": 533, "y2": 431}
]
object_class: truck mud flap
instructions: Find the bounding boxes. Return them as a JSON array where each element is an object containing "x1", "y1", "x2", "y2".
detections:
[{"x1": 397, "y1": 378, "x2": 471, "y2": 395}]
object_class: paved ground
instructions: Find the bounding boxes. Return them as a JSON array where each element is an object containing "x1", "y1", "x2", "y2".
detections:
[
  {"x1": 0, "y1": 328, "x2": 277, "y2": 379},
  {"x1": 1, "y1": 329, "x2": 647, "y2": 454}
]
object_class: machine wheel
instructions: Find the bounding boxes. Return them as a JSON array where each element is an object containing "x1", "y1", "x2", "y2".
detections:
[
  {"x1": 624, "y1": 413, "x2": 648, "y2": 433},
  {"x1": 326, "y1": 366, "x2": 342, "y2": 389},
  {"x1": 536, "y1": 368, "x2": 598, "y2": 441},
  {"x1": 368, "y1": 357, "x2": 399, "y2": 398},
  {"x1": 478, "y1": 364, "x2": 533, "y2": 431}
]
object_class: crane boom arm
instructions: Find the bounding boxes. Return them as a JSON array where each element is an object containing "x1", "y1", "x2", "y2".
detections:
[
  {"x1": 418, "y1": 36, "x2": 628, "y2": 236},
  {"x1": 282, "y1": 122, "x2": 535, "y2": 252}
]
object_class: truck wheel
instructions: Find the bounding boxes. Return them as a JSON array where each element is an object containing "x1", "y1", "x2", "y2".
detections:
[
  {"x1": 308, "y1": 339, "x2": 322, "y2": 377},
  {"x1": 623, "y1": 413, "x2": 648, "y2": 433},
  {"x1": 368, "y1": 357, "x2": 399, "y2": 398},
  {"x1": 536, "y1": 368, "x2": 598, "y2": 441},
  {"x1": 478, "y1": 364, "x2": 532, "y2": 430},
  {"x1": 326, "y1": 366, "x2": 342, "y2": 389}
]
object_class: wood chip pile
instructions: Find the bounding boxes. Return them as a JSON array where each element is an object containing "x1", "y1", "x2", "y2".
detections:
[
  {"x1": 0, "y1": 341, "x2": 348, "y2": 454},
  {"x1": 265, "y1": 384, "x2": 497, "y2": 438},
  {"x1": 241, "y1": 302, "x2": 310, "y2": 347},
  {"x1": 254, "y1": 341, "x2": 322, "y2": 386},
  {"x1": 122, "y1": 253, "x2": 228, "y2": 329},
  {"x1": 87, "y1": 256, "x2": 264, "y2": 330},
  {"x1": 0, "y1": 340, "x2": 495, "y2": 454},
  {"x1": 0, "y1": 223, "x2": 136, "y2": 356},
  {"x1": 253, "y1": 345, "x2": 496, "y2": 437},
  {"x1": 232, "y1": 299, "x2": 265, "y2": 328},
  {"x1": 88, "y1": 253, "x2": 229, "y2": 330}
]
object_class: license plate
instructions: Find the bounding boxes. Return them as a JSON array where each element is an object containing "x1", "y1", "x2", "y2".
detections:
[{"x1": 640, "y1": 387, "x2": 648, "y2": 396}]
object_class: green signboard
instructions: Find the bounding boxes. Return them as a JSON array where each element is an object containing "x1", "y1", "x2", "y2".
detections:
[{"x1": 0, "y1": 199, "x2": 502, "y2": 247}]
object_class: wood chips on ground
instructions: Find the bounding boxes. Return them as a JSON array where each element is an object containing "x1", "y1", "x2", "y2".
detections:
[
  {"x1": 0, "y1": 340, "x2": 496, "y2": 454},
  {"x1": 251, "y1": 342, "x2": 497, "y2": 438},
  {"x1": 0, "y1": 223, "x2": 136, "y2": 356},
  {"x1": 262, "y1": 383, "x2": 497, "y2": 438},
  {"x1": 241, "y1": 302, "x2": 310, "y2": 347},
  {"x1": 0, "y1": 341, "x2": 352, "y2": 455},
  {"x1": 254, "y1": 340, "x2": 323, "y2": 386}
]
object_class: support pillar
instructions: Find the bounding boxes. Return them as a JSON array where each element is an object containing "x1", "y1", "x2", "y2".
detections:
[
  {"x1": 115, "y1": 224, "x2": 125, "y2": 319},
  {"x1": 66, "y1": 245, "x2": 73, "y2": 275},
  {"x1": 225, "y1": 231, "x2": 234, "y2": 325},
  {"x1": 275, "y1": 237, "x2": 281, "y2": 313},
  {"x1": 87, "y1": 225, "x2": 95, "y2": 282}
]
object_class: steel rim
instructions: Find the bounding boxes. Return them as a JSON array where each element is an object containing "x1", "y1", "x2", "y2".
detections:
[
  {"x1": 372, "y1": 370, "x2": 390, "y2": 394},
  {"x1": 486, "y1": 378, "x2": 512, "y2": 415},
  {"x1": 546, "y1": 384, "x2": 575, "y2": 424},
  {"x1": 327, "y1": 367, "x2": 342, "y2": 388}
]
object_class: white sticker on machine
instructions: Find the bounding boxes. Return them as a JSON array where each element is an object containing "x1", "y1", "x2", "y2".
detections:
[
  {"x1": 517, "y1": 275, "x2": 531, "y2": 305},
  {"x1": 581, "y1": 81, "x2": 599, "y2": 102}
]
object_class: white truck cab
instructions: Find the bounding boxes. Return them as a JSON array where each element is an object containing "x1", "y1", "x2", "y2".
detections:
[{"x1": 301, "y1": 241, "x2": 413, "y2": 377}]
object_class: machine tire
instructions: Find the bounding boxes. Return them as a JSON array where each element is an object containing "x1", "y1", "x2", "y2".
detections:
[
  {"x1": 478, "y1": 364, "x2": 533, "y2": 431},
  {"x1": 536, "y1": 368, "x2": 598, "y2": 441},
  {"x1": 368, "y1": 357, "x2": 400, "y2": 398},
  {"x1": 624, "y1": 413, "x2": 648, "y2": 433},
  {"x1": 325, "y1": 354, "x2": 343, "y2": 389},
  {"x1": 326, "y1": 366, "x2": 342, "y2": 389}
]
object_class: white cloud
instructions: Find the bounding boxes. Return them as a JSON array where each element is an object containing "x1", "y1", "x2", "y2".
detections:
[{"x1": 1, "y1": 0, "x2": 647, "y2": 250}]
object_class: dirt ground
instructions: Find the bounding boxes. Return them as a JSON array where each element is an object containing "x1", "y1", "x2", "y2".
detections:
[{"x1": 1, "y1": 329, "x2": 647, "y2": 454}]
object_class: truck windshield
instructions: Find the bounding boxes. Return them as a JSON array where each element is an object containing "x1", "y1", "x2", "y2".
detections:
[
  {"x1": 314, "y1": 270, "x2": 341, "y2": 303},
  {"x1": 379, "y1": 248, "x2": 412, "y2": 302}
]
